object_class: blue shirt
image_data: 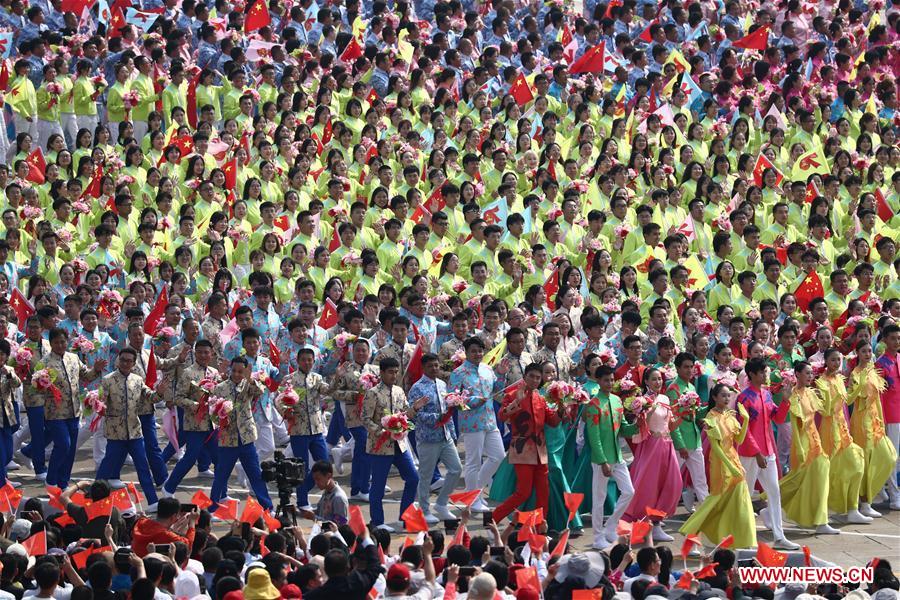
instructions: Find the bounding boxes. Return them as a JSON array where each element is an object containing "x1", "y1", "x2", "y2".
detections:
[
  {"x1": 409, "y1": 375, "x2": 456, "y2": 443},
  {"x1": 449, "y1": 361, "x2": 497, "y2": 433}
]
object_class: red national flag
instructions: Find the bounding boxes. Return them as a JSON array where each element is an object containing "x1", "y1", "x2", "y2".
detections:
[
  {"x1": 111, "y1": 488, "x2": 133, "y2": 511},
  {"x1": 267, "y1": 339, "x2": 281, "y2": 367},
  {"x1": 756, "y1": 541, "x2": 787, "y2": 567},
  {"x1": 0, "y1": 486, "x2": 22, "y2": 513},
  {"x1": 259, "y1": 534, "x2": 269, "y2": 556},
  {"x1": 9, "y1": 287, "x2": 35, "y2": 330},
  {"x1": 240, "y1": 497, "x2": 265, "y2": 524},
  {"x1": 73, "y1": 544, "x2": 110, "y2": 569},
  {"x1": 321, "y1": 119, "x2": 333, "y2": 146},
  {"x1": 145, "y1": 349, "x2": 158, "y2": 389},
  {"x1": 804, "y1": 181, "x2": 820, "y2": 204},
  {"x1": 752, "y1": 152, "x2": 782, "y2": 187},
  {"x1": 732, "y1": 24, "x2": 770, "y2": 51},
  {"x1": 273, "y1": 215, "x2": 290, "y2": 231},
  {"x1": 186, "y1": 71, "x2": 201, "y2": 129},
  {"x1": 630, "y1": 520, "x2": 652, "y2": 545},
  {"x1": 318, "y1": 298, "x2": 339, "y2": 329},
  {"x1": 340, "y1": 37, "x2": 363, "y2": 62},
  {"x1": 400, "y1": 503, "x2": 428, "y2": 533},
  {"x1": 718, "y1": 534, "x2": 734, "y2": 549},
  {"x1": 107, "y1": 6, "x2": 125, "y2": 36},
  {"x1": 572, "y1": 591, "x2": 604, "y2": 600},
  {"x1": 152, "y1": 63, "x2": 164, "y2": 112},
  {"x1": 223, "y1": 158, "x2": 237, "y2": 190},
  {"x1": 509, "y1": 73, "x2": 534, "y2": 107},
  {"x1": 515, "y1": 567, "x2": 540, "y2": 594},
  {"x1": 25, "y1": 148, "x2": 46, "y2": 184},
  {"x1": 47, "y1": 486, "x2": 65, "y2": 511},
  {"x1": 802, "y1": 545, "x2": 812, "y2": 567},
  {"x1": 21, "y1": 530, "x2": 47, "y2": 556},
  {"x1": 262, "y1": 511, "x2": 282, "y2": 531},
  {"x1": 550, "y1": 529, "x2": 570, "y2": 557},
  {"x1": 793, "y1": 270, "x2": 824, "y2": 312},
  {"x1": 406, "y1": 336, "x2": 425, "y2": 386},
  {"x1": 564, "y1": 492, "x2": 583, "y2": 523},
  {"x1": 569, "y1": 42, "x2": 606, "y2": 74},
  {"x1": 448, "y1": 489, "x2": 481, "y2": 507},
  {"x1": 676, "y1": 571, "x2": 695, "y2": 590},
  {"x1": 126, "y1": 482, "x2": 144, "y2": 504},
  {"x1": 517, "y1": 508, "x2": 543, "y2": 526},
  {"x1": 84, "y1": 497, "x2": 113, "y2": 520},
  {"x1": 0, "y1": 61, "x2": 8, "y2": 92},
  {"x1": 143, "y1": 286, "x2": 168, "y2": 336},
  {"x1": 645, "y1": 506, "x2": 668, "y2": 519},
  {"x1": 212, "y1": 498, "x2": 239, "y2": 521},
  {"x1": 348, "y1": 505, "x2": 367, "y2": 536},
  {"x1": 681, "y1": 533, "x2": 701, "y2": 558},
  {"x1": 694, "y1": 562, "x2": 719, "y2": 579},
  {"x1": 560, "y1": 25, "x2": 573, "y2": 47},
  {"x1": 638, "y1": 21, "x2": 655, "y2": 42},
  {"x1": 604, "y1": 0, "x2": 622, "y2": 17},
  {"x1": 425, "y1": 185, "x2": 445, "y2": 213},
  {"x1": 528, "y1": 534, "x2": 546, "y2": 553},
  {"x1": 410, "y1": 204, "x2": 432, "y2": 225},
  {"x1": 82, "y1": 171, "x2": 102, "y2": 199},
  {"x1": 875, "y1": 188, "x2": 893, "y2": 222},
  {"x1": 543, "y1": 268, "x2": 560, "y2": 310},
  {"x1": 244, "y1": 0, "x2": 271, "y2": 31},
  {"x1": 327, "y1": 227, "x2": 340, "y2": 252}
]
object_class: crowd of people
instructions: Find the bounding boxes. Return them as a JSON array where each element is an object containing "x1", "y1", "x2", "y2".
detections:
[{"x1": 0, "y1": 0, "x2": 897, "y2": 594}]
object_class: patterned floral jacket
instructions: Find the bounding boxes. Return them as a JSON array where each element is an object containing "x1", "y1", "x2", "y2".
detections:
[
  {"x1": 0, "y1": 366, "x2": 21, "y2": 427},
  {"x1": 176, "y1": 363, "x2": 221, "y2": 432},
  {"x1": 22, "y1": 338, "x2": 51, "y2": 408},
  {"x1": 130, "y1": 348, "x2": 178, "y2": 415},
  {"x1": 362, "y1": 382, "x2": 410, "y2": 455},
  {"x1": 330, "y1": 360, "x2": 379, "y2": 428},
  {"x1": 200, "y1": 377, "x2": 265, "y2": 447},
  {"x1": 100, "y1": 371, "x2": 157, "y2": 440},
  {"x1": 277, "y1": 370, "x2": 331, "y2": 436},
  {"x1": 41, "y1": 351, "x2": 99, "y2": 420},
  {"x1": 532, "y1": 346, "x2": 574, "y2": 382}
]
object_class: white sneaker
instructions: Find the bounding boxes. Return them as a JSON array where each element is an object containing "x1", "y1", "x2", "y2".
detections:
[
  {"x1": 874, "y1": 489, "x2": 888, "y2": 503},
  {"x1": 845, "y1": 510, "x2": 873, "y2": 524},
  {"x1": 350, "y1": 493, "x2": 370, "y2": 502},
  {"x1": 197, "y1": 469, "x2": 214, "y2": 479},
  {"x1": 430, "y1": 478, "x2": 445, "y2": 492},
  {"x1": 145, "y1": 502, "x2": 159, "y2": 513},
  {"x1": 860, "y1": 503, "x2": 882, "y2": 518},
  {"x1": 890, "y1": 497, "x2": 900, "y2": 511},
  {"x1": 433, "y1": 504, "x2": 456, "y2": 520},
  {"x1": 815, "y1": 524, "x2": 841, "y2": 534},
  {"x1": 161, "y1": 489, "x2": 174, "y2": 499},
  {"x1": 384, "y1": 485, "x2": 393, "y2": 494},
  {"x1": 35, "y1": 472, "x2": 46, "y2": 482},
  {"x1": 7, "y1": 461, "x2": 20, "y2": 471},
  {"x1": 298, "y1": 505, "x2": 314, "y2": 512},
  {"x1": 331, "y1": 447, "x2": 345, "y2": 475},
  {"x1": 424, "y1": 512, "x2": 440, "y2": 525},
  {"x1": 470, "y1": 498, "x2": 492, "y2": 513},
  {"x1": 773, "y1": 538, "x2": 801, "y2": 551},
  {"x1": 375, "y1": 523, "x2": 395, "y2": 533},
  {"x1": 652, "y1": 525, "x2": 673, "y2": 542},
  {"x1": 107, "y1": 479, "x2": 126, "y2": 489}
]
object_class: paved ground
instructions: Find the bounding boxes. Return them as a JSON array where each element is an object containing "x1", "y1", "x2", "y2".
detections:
[{"x1": 11, "y1": 445, "x2": 898, "y2": 569}]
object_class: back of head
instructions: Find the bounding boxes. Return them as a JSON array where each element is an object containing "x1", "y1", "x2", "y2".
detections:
[
  {"x1": 323, "y1": 548, "x2": 350, "y2": 578},
  {"x1": 467, "y1": 573, "x2": 497, "y2": 600}
]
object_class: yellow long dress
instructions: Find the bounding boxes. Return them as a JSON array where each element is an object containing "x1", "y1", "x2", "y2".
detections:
[
  {"x1": 778, "y1": 386, "x2": 831, "y2": 527},
  {"x1": 815, "y1": 373, "x2": 866, "y2": 514},
  {"x1": 680, "y1": 407, "x2": 757, "y2": 548},
  {"x1": 847, "y1": 364, "x2": 898, "y2": 499}
]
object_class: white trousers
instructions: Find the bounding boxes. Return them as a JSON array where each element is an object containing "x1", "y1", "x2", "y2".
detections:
[
  {"x1": 462, "y1": 430, "x2": 504, "y2": 491},
  {"x1": 678, "y1": 447, "x2": 709, "y2": 506},
  {"x1": 591, "y1": 462, "x2": 634, "y2": 548},
  {"x1": 741, "y1": 454, "x2": 786, "y2": 540},
  {"x1": 12, "y1": 114, "x2": 37, "y2": 141},
  {"x1": 61, "y1": 113, "x2": 77, "y2": 149},
  {"x1": 36, "y1": 119, "x2": 63, "y2": 150},
  {"x1": 887, "y1": 423, "x2": 899, "y2": 502}
]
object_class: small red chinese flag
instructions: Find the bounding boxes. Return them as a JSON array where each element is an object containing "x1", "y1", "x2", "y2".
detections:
[
  {"x1": 630, "y1": 521, "x2": 652, "y2": 545},
  {"x1": 22, "y1": 530, "x2": 47, "y2": 556},
  {"x1": 145, "y1": 349, "x2": 158, "y2": 389},
  {"x1": 681, "y1": 533, "x2": 701, "y2": 558},
  {"x1": 550, "y1": 529, "x2": 569, "y2": 557},
  {"x1": 875, "y1": 188, "x2": 893, "y2": 223},
  {"x1": 240, "y1": 497, "x2": 265, "y2": 524},
  {"x1": 400, "y1": 503, "x2": 428, "y2": 533},
  {"x1": 85, "y1": 497, "x2": 113, "y2": 520},
  {"x1": 793, "y1": 270, "x2": 824, "y2": 312},
  {"x1": 515, "y1": 566, "x2": 540, "y2": 594},
  {"x1": 448, "y1": 489, "x2": 481, "y2": 507},
  {"x1": 10, "y1": 287, "x2": 35, "y2": 330},
  {"x1": 340, "y1": 37, "x2": 363, "y2": 62},
  {"x1": 111, "y1": 488, "x2": 133, "y2": 511},
  {"x1": 568, "y1": 42, "x2": 606, "y2": 74},
  {"x1": 244, "y1": 0, "x2": 271, "y2": 32},
  {"x1": 267, "y1": 339, "x2": 281, "y2": 367},
  {"x1": 212, "y1": 499, "x2": 239, "y2": 521},
  {"x1": 756, "y1": 542, "x2": 787, "y2": 567},
  {"x1": 273, "y1": 215, "x2": 290, "y2": 231},
  {"x1": 802, "y1": 545, "x2": 812, "y2": 567},
  {"x1": 676, "y1": 571, "x2": 695, "y2": 590},
  {"x1": 25, "y1": 148, "x2": 46, "y2": 184},
  {"x1": 732, "y1": 24, "x2": 769, "y2": 51},
  {"x1": 694, "y1": 562, "x2": 719, "y2": 579},
  {"x1": 262, "y1": 511, "x2": 282, "y2": 531},
  {"x1": 718, "y1": 534, "x2": 734, "y2": 549},
  {"x1": 564, "y1": 492, "x2": 584, "y2": 524},
  {"x1": 509, "y1": 73, "x2": 534, "y2": 107},
  {"x1": 223, "y1": 158, "x2": 237, "y2": 191},
  {"x1": 318, "y1": 298, "x2": 339, "y2": 329},
  {"x1": 528, "y1": 534, "x2": 546, "y2": 554},
  {"x1": 191, "y1": 490, "x2": 214, "y2": 510},
  {"x1": 645, "y1": 506, "x2": 667, "y2": 520},
  {"x1": 348, "y1": 505, "x2": 367, "y2": 536}
]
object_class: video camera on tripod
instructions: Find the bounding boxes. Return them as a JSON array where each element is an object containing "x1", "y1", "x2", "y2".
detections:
[{"x1": 261, "y1": 451, "x2": 306, "y2": 523}]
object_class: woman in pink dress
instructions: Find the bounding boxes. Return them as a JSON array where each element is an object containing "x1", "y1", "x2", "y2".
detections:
[{"x1": 624, "y1": 367, "x2": 684, "y2": 541}]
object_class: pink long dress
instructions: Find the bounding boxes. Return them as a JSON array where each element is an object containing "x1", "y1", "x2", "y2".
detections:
[{"x1": 624, "y1": 394, "x2": 684, "y2": 520}]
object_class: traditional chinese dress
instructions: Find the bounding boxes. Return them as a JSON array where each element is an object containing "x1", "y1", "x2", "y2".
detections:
[
  {"x1": 847, "y1": 364, "x2": 897, "y2": 500},
  {"x1": 816, "y1": 373, "x2": 866, "y2": 514}
]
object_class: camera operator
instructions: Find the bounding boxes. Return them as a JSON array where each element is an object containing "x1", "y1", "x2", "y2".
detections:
[{"x1": 298, "y1": 460, "x2": 349, "y2": 525}]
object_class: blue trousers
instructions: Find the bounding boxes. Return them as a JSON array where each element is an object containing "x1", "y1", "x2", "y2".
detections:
[
  {"x1": 289, "y1": 433, "x2": 328, "y2": 507},
  {"x1": 348, "y1": 426, "x2": 371, "y2": 495},
  {"x1": 139, "y1": 414, "x2": 168, "y2": 486},
  {"x1": 164, "y1": 430, "x2": 218, "y2": 493},
  {"x1": 325, "y1": 402, "x2": 350, "y2": 446},
  {"x1": 97, "y1": 438, "x2": 159, "y2": 505},
  {"x1": 211, "y1": 441, "x2": 273, "y2": 511},
  {"x1": 162, "y1": 408, "x2": 212, "y2": 471},
  {"x1": 22, "y1": 406, "x2": 47, "y2": 474},
  {"x1": 46, "y1": 418, "x2": 79, "y2": 488},
  {"x1": 368, "y1": 445, "x2": 419, "y2": 526}
]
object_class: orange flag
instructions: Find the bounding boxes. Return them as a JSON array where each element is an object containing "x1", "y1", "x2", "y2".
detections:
[
  {"x1": 645, "y1": 506, "x2": 667, "y2": 519},
  {"x1": 694, "y1": 562, "x2": 719, "y2": 579},
  {"x1": 84, "y1": 497, "x2": 113, "y2": 520},
  {"x1": 22, "y1": 530, "x2": 47, "y2": 556},
  {"x1": 448, "y1": 489, "x2": 481, "y2": 507},
  {"x1": 515, "y1": 566, "x2": 540, "y2": 593},
  {"x1": 191, "y1": 490, "x2": 213, "y2": 510},
  {"x1": 400, "y1": 503, "x2": 428, "y2": 533},
  {"x1": 550, "y1": 530, "x2": 570, "y2": 557},
  {"x1": 262, "y1": 511, "x2": 282, "y2": 531},
  {"x1": 717, "y1": 534, "x2": 734, "y2": 549},
  {"x1": 240, "y1": 497, "x2": 265, "y2": 524},
  {"x1": 756, "y1": 542, "x2": 787, "y2": 567},
  {"x1": 212, "y1": 499, "x2": 239, "y2": 521},
  {"x1": 681, "y1": 534, "x2": 701, "y2": 558},
  {"x1": 564, "y1": 492, "x2": 584, "y2": 524},
  {"x1": 630, "y1": 521, "x2": 652, "y2": 545},
  {"x1": 675, "y1": 571, "x2": 695, "y2": 590},
  {"x1": 572, "y1": 591, "x2": 604, "y2": 600}
]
